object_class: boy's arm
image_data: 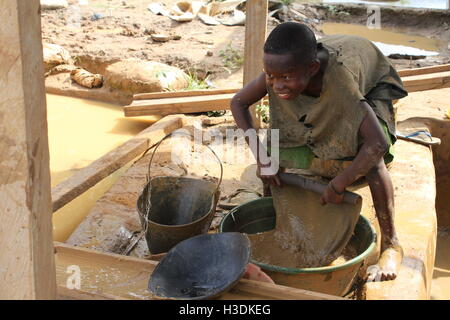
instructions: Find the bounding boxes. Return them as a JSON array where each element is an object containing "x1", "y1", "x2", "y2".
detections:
[
  {"x1": 231, "y1": 72, "x2": 267, "y2": 131},
  {"x1": 321, "y1": 101, "x2": 389, "y2": 204},
  {"x1": 231, "y1": 73, "x2": 281, "y2": 186}
]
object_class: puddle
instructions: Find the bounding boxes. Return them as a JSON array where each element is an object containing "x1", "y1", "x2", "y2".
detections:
[
  {"x1": 431, "y1": 229, "x2": 450, "y2": 300},
  {"x1": 320, "y1": 22, "x2": 442, "y2": 54},
  {"x1": 46, "y1": 94, "x2": 160, "y2": 241},
  {"x1": 299, "y1": 0, "x2": 449, "y2": 10},
  {"x1": 428, "y1": 119, "x2": 450, "y2": 300}
]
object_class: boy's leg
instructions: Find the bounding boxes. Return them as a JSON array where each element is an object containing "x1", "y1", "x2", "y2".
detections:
[{"x1": 365, "y1": 158, "x2": 403, "y2": 282}]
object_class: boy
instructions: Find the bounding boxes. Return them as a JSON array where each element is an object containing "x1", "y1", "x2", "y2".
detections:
[{"x1": 231, "y1": 22, "x2": 407, "y2": 282}]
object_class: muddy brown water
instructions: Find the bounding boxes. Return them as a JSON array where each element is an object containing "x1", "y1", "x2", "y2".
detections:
[
  {"x1": 321, "y1": 22, "x2": 443, "y2": 52},
  {"x1": 427, "y1": 119, "x2": 450, "y2": 300},
  {"x1": 47, "y1": 94, "x2": 160, "y2": 241}
]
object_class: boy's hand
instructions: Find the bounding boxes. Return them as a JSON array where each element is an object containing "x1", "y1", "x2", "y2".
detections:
[
  {"x1": 320, "y1": 180, "x2": 344, "y2": 205},
  {"x1": 256, "y1": 163, "x2": 282, "y2": 187}
]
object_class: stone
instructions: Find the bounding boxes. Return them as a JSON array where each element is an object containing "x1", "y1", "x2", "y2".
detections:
[
  {"x1": 42, "y1": 43, "x2": 72, "y2": 72},
  {"x1": 40, "y1": 0, "x2": 68, "y2": 10},
  {"x1": 104, "y1": 59, "x2": 189, "y2": 94}
]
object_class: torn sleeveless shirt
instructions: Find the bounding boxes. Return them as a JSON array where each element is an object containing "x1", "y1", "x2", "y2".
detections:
[{"x1": 268, "y1": 34, "x2": 407, "y2": 160}]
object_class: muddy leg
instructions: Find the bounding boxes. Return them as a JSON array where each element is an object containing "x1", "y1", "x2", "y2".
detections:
[{"x1": 365, "y1": 159, "x2": 403, "y2": 282}]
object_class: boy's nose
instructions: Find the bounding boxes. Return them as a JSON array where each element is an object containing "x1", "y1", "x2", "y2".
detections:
[{"x1": 273, "y1": 79, "x2": 285, "y2": 90}]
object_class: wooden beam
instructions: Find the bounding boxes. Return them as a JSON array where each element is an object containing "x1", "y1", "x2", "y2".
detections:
[
  {"x1": 51, "y1": 115, "x2": 184, "y2": 212},
  {"x1": 124, "y1": 93, "x2": 235, "y2": 117},
  {"x1": 402, "y1": 71, "x2": 450, "y2": 92},
  {"x1": 133, "y1": 88, "x2": 239, "y2": 100},
  {"x1": 0, "y1": 0, "x2": 56, "y2": 299},
  {"x1": 123, "y1": 65, "x2": 450, "y2": 118},
  {"x1": 397, "y1": 64, "x2": 450, "y2": 77},
  {"x1": 243, "y1": 0, "x2": 268, "y2": 129},
  {"x1": 54, "y1": 242, "x2": 343, "y2": 300}
]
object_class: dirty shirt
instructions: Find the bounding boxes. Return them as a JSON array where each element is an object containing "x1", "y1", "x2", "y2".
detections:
[{"x1": 268, "y1": 34, "x2": 408, "y2": 163}]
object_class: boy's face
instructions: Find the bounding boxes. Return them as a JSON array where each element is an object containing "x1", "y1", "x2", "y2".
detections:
[{"x1": 263, "y1": 52, "x2": 319, "y2": 100}]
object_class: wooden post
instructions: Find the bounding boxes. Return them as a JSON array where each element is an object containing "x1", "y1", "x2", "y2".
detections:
[
  {"x1": 0, "y1": 0, "x2": 56, "y2": 299},
  {"x1": 243, "y1": 0, "x2": 268, "y2": 129}
]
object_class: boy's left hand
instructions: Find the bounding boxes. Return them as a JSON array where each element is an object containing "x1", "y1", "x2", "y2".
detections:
[{"x1": 320, "y1": 181, "x2": 345, "y2": 205}]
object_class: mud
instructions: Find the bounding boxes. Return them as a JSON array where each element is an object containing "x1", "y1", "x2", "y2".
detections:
[
  {"x1": 247, "y1": 184, "x2": 361, "y2": 269},
  {"x1": 41, "y1": 0, "x2": 449, "y2": 104}
]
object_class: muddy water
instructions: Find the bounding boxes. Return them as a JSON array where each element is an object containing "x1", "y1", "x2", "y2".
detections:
[
  {"x1": 431, "y1": 229, "x2": 450, "y2": 300},
  {"x1": 321, "y1": 22, "x2": 442, "y2": 52},
  {"x1": 429, "y1": 120, "x2": 450, "y2": 300},
  {"x1": 46, "y1": 94, "x2": 160, "y2": 241}
]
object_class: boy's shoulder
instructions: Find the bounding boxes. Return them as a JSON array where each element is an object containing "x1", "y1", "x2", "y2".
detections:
[{"x1": 319, "y1": 34, "x2": 373, "y2": 47}]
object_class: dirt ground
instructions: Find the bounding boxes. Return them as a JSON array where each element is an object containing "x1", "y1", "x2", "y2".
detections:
[{"x1": 41, "y1": 0, "x2": 450, "y2": 97}]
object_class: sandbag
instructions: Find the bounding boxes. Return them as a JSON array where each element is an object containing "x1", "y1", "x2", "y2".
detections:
[
  {"x1": 40, "y1": 0, "x2": 68, "y2": 10},
  {"x1": 249, "y1": 184, "x2": 361, "y2": 268},
  {"x1": 70, "y1": 68, "x2": 103, "y2": 89},
  {"x1": 105, "y1": 59, "x2": 189, "y2": 94},
  {"x1": 43, "y1": 43, "x2": 72, "y2": 73}
]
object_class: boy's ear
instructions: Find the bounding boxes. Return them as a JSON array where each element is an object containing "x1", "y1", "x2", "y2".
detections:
[{"x1": 308, "y1": 59, "x2": 321, "y2": 77}]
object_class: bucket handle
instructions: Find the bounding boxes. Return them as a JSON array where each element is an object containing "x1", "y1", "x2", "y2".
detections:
[
  {"x1": 146, "y1": 131, "x2": 223, "y2": 195},
  {"x1": 125, "y1": 131, "x2": 223, "y2": 256}
]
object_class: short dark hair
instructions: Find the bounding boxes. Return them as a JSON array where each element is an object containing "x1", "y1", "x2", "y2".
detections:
[{"x1": 264, "y1": 22, "x2": 317, "y2": 65}]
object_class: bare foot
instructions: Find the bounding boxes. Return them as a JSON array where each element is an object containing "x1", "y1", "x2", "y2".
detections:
[
  {"x1": 243, "y1": 263, "x2": 275, "y2": 284},
  {"x1": 366, "y1": 245, "x2": 403, "y2": 282}
]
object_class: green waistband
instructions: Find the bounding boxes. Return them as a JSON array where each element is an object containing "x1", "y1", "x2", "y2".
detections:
[{"x1": 269, "y1": 118, "x2": 395, "y2": 169}]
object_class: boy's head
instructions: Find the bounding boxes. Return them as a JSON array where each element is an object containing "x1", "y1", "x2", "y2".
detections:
[{"x1": 263, "y1": 22, "x2": 321, "y2": 100}]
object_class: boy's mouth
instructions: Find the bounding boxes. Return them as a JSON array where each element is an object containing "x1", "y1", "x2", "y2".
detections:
[{"x1": 276, "y1": 92, "x2": 292, "y2": 100}]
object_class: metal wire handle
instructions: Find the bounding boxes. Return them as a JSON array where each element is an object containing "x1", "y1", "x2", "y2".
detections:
[
  {"x1": 130, "y1": 131, "x2": 223, "y2": 256},
  {"x1": 146, "y1": 131, "x2": 223, "y2": 196}
]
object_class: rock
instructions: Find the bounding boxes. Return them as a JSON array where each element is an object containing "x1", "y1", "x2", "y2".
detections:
[
  {"x1": 42, "y1": 43, "x2": 72, "y2": 73},
  {"x1": 151, "y1": 34, "x2": 171, "y2": 42},
  {"x1": 40, "y1": 0, "x2": 68, "y2": 10},
  {"x1": 70, "y1": 68, "x2": 104, "y2": 88},
  {"x1": 105, "y1": 59, "x2": 189, "y2": 94},
  {"x1": 45, "y1": 64, "x2": 77, "y2": 77},
  {"x1": 90, "y1": 13, "x2": 104, "y2": 21}
]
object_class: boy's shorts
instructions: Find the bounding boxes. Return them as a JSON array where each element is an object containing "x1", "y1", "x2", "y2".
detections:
[{"x1": 270, "y1": 117, "x2": 395, "y2": 171}]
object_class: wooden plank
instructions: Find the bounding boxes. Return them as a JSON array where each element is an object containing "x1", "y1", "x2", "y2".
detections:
[
  {"x1": 51, "y1": 115, "x2": 184, "y2": 212},
  {"x1": 57, "y1": 287, "x2": 127, "y2": 300},
  {"x1": 124, "y1": 93, "x2": 235, "y2": 117},
  {"x1": 403, "y1": 71, "x2": 450, "y2": 92},
  {"x1": 397, "y1": 64, "x2": 450, "y2": 77},
  {"x1": 243, "y1": 0, "x2": 268, "y2": 129},
  {"x1": 124, "y1": 67, "x2": 450, "y2": 118},
  {"x1": 404, "y1": 82, "x2": 450, "y2": 93},
  {"x1": 54, "y1": 242, "x2": 343, "y2": 300},
  {"x1": 133, "y1": 88, "x2": 239, "y2": 100},
  {"x1": 0, "y1": 0, "x2": 56, "y2": 299}
]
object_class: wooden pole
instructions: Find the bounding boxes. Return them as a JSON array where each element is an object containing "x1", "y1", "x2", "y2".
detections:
[
  {"x1": 243, "y1": 0, "x2": 268, "y2": 129},
  {"x1": 0, "y1": 0, "x2": 56, "y2": 299}
]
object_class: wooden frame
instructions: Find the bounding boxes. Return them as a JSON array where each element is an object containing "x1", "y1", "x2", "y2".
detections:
[
  {"x1": 54, "y1": 242, "x2": 343, "y2": 300},
  {"x1": 0, "y1": 0, "x2": 56, "y2": 299}
]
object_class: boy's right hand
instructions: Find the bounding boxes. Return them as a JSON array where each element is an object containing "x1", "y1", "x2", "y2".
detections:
[{"x1": 256, "y1": 163, "x2": 282, "y2": 187}]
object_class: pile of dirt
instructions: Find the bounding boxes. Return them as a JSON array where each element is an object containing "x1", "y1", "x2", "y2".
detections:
[{"x1": 40, "y1": 0, "x2": 450, "y2": 103}]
